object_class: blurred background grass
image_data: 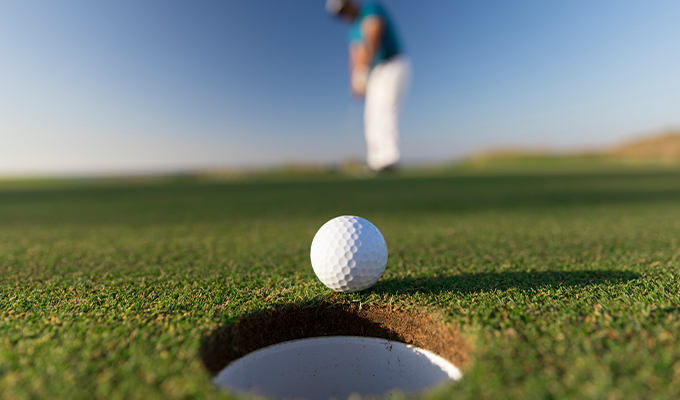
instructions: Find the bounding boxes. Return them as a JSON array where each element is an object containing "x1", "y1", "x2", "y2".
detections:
[{"x1": 1, "y1": 134, "x2": 680, "y2": 399}]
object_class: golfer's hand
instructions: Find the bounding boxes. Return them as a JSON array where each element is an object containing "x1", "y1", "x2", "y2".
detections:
[{"x1": 350, "y1": 66, "x2": 368, "y2": 98}]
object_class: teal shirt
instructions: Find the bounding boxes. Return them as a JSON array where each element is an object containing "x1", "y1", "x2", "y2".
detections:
[{"x1": 348, "y1": 2, "x2": 402, "y2": 68}]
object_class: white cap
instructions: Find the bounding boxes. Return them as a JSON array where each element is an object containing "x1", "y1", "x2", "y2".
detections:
[{"x1": 326, "y1": 0, "x2": 348, "y2": 15}]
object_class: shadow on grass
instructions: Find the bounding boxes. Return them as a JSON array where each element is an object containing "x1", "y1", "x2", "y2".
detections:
[
  {"x1": 199, "y1": 271, "x2": 639, "y2": 375},
  {"x1": 371, "y1": 270, "x2": 641, "y2": 295}
]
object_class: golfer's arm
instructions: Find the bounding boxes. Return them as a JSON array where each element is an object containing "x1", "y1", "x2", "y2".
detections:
[
  {"x1": 360, "y1": 16, "x2": 384, "y2": 66},
  {"x1": 348, "y1": 16, "x2": 384, "y2": 72},
  {"x1": 349, "y1": 42, "x2": 367, "y2": 72}
]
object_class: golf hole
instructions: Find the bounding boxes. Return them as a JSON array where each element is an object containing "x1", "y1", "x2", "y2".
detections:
[
  {"x1": 201, "y1": 302, "x2": 469, "y2": 399},
  {"x1": 214, "y1": 336, "x2": 461, "y2": 399}
]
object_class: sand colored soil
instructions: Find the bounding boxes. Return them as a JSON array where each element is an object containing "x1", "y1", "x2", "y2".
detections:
[
  {"x1": 607, "y1": 132, "x2": 680, "y2": 159},
  {"x1": 201, "y1": 302, "x2": 470, "y2": 375}
]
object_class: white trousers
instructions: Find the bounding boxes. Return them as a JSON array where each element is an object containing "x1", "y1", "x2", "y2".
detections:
[{"x1": 364, "y1": 55, "x2": 411, "y2": 171}]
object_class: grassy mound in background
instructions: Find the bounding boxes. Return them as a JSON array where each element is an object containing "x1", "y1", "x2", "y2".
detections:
[
  {"x1": 448, "y1": 129, "x2": 680, "y2": 176},
  {"x1": 1, "y1": 169, "x2": 680, "y2": 399}
]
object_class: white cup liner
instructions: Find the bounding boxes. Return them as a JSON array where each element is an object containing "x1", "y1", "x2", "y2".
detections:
[{"x1": 213, "y1": 336, "x2": 462, "y2": 399}]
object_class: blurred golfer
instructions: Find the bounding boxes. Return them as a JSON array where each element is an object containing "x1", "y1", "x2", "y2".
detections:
[{"x1": 326, "y1": 0, "x2": 411, "y2": 172}]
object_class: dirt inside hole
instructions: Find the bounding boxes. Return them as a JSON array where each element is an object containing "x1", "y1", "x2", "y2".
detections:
[{"x1": 201, "y1": 302, "x2": 470, "y2": 375}]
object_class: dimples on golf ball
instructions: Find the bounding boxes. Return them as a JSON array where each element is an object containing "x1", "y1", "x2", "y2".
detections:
[{"x1": 310, "y1": 215, "x2": 388, "y2": 293}]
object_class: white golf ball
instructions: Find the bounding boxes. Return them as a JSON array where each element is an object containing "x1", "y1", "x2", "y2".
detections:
[{"x1": 310, "y1": 215, "x2": 388, "y2": 293}]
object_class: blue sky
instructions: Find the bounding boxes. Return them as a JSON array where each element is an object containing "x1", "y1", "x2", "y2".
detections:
[{"x1": 1, "y1": 0, "x2": 679, "y2": 175}]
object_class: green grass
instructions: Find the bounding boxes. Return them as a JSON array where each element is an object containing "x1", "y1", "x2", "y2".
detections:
[
  {"x1": 422, "y1": 153, "x2": 680, "y2": 176},
  {"x1": 2, "y1": 170, "x2": 680, "y2": 399}
]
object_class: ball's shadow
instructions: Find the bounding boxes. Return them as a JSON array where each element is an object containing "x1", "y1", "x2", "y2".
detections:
[{"x1": 370, "y1": 270, "x2": 640, "y2": 295}]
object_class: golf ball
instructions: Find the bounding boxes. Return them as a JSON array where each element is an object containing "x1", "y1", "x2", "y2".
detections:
[{"x1": 310, "y1": 215, "x2": 388, "y2": 293}]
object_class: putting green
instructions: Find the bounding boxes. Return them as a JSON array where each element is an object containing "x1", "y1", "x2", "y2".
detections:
[{"x1": 1, "y1": 171, "x2": 680, "y2": 399}]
